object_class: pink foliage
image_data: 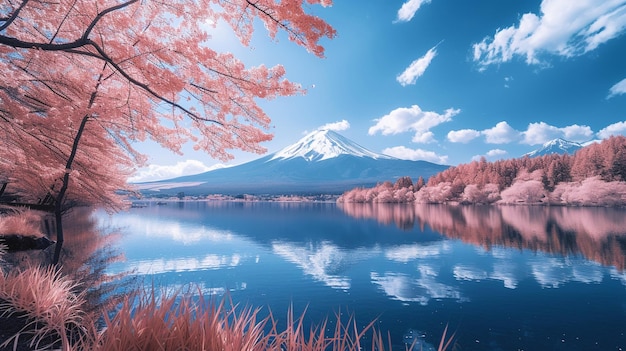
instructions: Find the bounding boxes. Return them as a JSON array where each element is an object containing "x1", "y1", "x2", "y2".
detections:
[
  {"x1": 0, "y1": 1, "x2": 335, "y2": 210},
  {"x1": 415, "y1": 182, "x2": 453, "y2": 204},
  {"x1": 0, "y1": 210, "x2": 43, "y2": 236},
  {"x1": 339, "y1": 137, "x2": 626, "y2": 206},
  {"x1": 498, "y1": 170, "x2": 547, "y2": 204},
  {"x1": 549, "y1": 176, "x2": 626, "y2": 206}
]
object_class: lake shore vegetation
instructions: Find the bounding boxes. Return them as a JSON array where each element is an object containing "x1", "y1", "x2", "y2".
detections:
[
  {"x1": 339, "y1": 135, "x2": 626, "y2": 206},
  {"x1": 0, "y1": 209, "x2": 456, "y2": 350},
  {"x1": 0, "y1": 245, "x2": 455, "y2": 351}
]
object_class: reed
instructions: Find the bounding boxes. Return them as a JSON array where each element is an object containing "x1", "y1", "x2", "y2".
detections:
[
  {"x1": 0, "y1": 265, "x2": 88, "y2": 351},
  {"x1": 0, "y1": 267, "x2": 456, "y2": 351},
  {"x1": 94, "y1": 288, "x2": 456, "y2": 351}
]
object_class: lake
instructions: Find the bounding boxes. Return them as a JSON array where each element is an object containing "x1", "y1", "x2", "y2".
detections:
[{"x1": 98, "y1": 201, "x2": 626, "y2": 350}]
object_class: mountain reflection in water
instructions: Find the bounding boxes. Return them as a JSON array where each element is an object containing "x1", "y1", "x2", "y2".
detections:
[
  {"x1": 103, "y1": 202, "x2": 626, "y2": 350},
  {"x1": 338, "y1": 203, "x2": 626, "y2": 271}
]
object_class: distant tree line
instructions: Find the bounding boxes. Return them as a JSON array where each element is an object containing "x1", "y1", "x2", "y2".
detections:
[{"x1": 338, "y1": 135, "x2": 626, "y2": 206}]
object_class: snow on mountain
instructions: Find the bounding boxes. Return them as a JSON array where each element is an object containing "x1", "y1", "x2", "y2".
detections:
[
  {"x1": 525, "y1": 138, "x2": 583, "y2": 157},
  {"x1": 138, "y1": 130, "x2": 448, "y2": 195},
  {"x1": 270, "y1": 129, "x2": 393, "y2": 161}
]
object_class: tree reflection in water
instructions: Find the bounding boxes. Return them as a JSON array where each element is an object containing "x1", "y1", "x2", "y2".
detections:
[
  {"x1": 5, "y1": 207, "x2": 129, "y2": 319},
  {"x1": 338, "y1": 203, "x2": 626, "y2": 270}
]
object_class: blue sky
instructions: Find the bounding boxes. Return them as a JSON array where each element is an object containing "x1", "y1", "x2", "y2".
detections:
[{"x1": 131, "y1": 0, "x2": 626, "y2": 182}]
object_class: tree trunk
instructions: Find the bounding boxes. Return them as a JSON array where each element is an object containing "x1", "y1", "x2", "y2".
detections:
[
  {"x1": 52, "y1": 115, "x2": 90, "y2": 265},
  {"x1": 51, "y1": 66, "x2": 105, "y2": 265}
]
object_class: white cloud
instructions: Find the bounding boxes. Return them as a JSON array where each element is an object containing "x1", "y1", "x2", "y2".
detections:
[
  {"x1": 562, "y1": 124, "x2": 594, "y2": 141},
  {"x1": 504, "y1": 76, "x2": 514, "y2": 88},
  {"x1": 608, "y1": 78, "x2": 626, "y2": 99},
  {"x1": 397, "y1": 45, "x2": 438, "y2": 86},
  {"x1": 522, "y1": 122, "x2": 561, "y2": 145},
  {"x1": 522, "y1": 122, "x2": 593, "y2": 145},
  {"x1": 395, "y1": 0, "x2": 431, "y2": 22},
  {"x1": 482, "y1": 121, "x2": 521, "y2": 144},
  {"x1": 447, "y1": 129, "x2": 481, "y2": 143},
  {"x1": 466, "y1": 121, "x2": 593, "y2": 146},
  {"x1": 597, "y1": 120, "x2": 626, "y2": 138},
  {"x1": 382, "y1": 146, "x2": 448, "y2": 164},
  {"x1": 129, "y1": 160, "x2": 226, "y2": 183},
  {"x1": 317, "y1": 119, "x2": 350, "y2": 131},
  {"x1": 412, "y1": 131, "x2": 436, "y2": 143},
  {"x1": 472, "y1": 149, "x2": 508, "y2": 162},
  {"x1": 486, "y1": 149, "x2": 508, "y2": 157},
  {"x1": 368, "y1": 105, "x2": 459, "y2": 143},
  {"x1": 473, "y1": 0, "x2": 626, "y2": 68}
]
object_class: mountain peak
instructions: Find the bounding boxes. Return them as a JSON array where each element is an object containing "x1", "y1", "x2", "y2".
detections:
[
  {"x1": 270, "y1": 129, "x2": 393, "y2": 162},
  {"x1": 525, "y1": 138, "x2": 583, "y2": 158}
]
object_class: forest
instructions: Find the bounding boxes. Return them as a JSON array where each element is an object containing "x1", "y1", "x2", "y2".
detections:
[{"x1": 338, "y1": 135, "x2": 626, "y2": 206}]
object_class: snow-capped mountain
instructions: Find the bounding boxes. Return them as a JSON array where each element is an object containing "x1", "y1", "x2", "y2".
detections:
[
  {"x1": 270, "y1": 129, "x2": 392, "y2": 161},
  {"x1": 525, "y1": 138, "x2": 583, "y2": 157},
  {"x1": 138, "y1": 130, "x2": 449, "y2": 195}
]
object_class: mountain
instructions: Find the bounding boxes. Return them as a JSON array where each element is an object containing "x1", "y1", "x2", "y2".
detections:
[
  {"x1": 524, "y1": 138, "x2": 583, "y2": 158},
  {"x1": 137, "y1": 129, "x2": 449, "y2": 195},
  {"x1": 270, "y1": 128, "x2": 392, "y2": 161}
]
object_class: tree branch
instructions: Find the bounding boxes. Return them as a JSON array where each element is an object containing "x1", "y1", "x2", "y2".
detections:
[
  {"x1": 82, "y1": 0, "x2": 140, "y2": 41},
  {"x1": 0, "y1": 0, "x2": 31, "y2": 32},
  {"x1": 85, "y1": 39, "x2": 224, "y2": 126},
  {"x1": 245, "y1": 0, "x2": 307, "y2": 47}
]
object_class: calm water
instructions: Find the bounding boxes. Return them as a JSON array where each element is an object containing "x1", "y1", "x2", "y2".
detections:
[{"x1": 99, "y1": 202, "x2": 626, "y2": 350}]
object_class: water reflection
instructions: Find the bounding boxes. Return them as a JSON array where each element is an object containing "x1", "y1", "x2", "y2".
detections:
[
  {"x1": 339, "y1": 203, "x2": 626, "y2": 271},
  {"x1": 2, "y1": 208, "x2": 126, "y2": 318},
  {"x1": 105, "y1": 202, "x2": 626, "y2": 349},
  {"x1": 271, "y1": 241, "x2": 380, "y2": 291},
  {"x1": 384, "y1": 241, "x2": 450, "y2": 262},
  {"x1": 371, "y1": 265, "x2": 463, "y2": 305},
  {"x1": 111, "y1": 211, "x2": 235, "y2": 244},
  {"x1": 272, "y1": 242, "x2": 352, "y2": 290},
  {"x1": 127, "y1": 253, "x2": 243, "y2": 275}
]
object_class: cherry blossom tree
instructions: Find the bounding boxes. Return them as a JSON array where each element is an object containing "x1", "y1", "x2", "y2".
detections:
[
  {"x1": 498, "y1": 170, "x2": 547, "y2": 205},
  {"x1": 550, "y1": 176, "x2": 626, "y2": 206},
  {"x1": 0, "y1": 0, "x2": 335, "y2": 263}
]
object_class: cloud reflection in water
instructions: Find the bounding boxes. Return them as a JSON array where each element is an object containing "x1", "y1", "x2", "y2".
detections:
[
  {"x1": 272, "y1": 241, "x2": 379, "y2": 291},
  {"x1": 371, "y1": 265, "x2": 463, "y2": 305},
  {"x1": 106, "y1": 211, "x2": 235, "y2": 244},
  {"x1": 124, "y1": 253, "x2": 243, "y2": 275}
]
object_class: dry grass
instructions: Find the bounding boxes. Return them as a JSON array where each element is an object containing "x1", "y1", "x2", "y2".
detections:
[
  {"x1": 0, "y1": 265, "x2": 89, "y2": 351},
  {"x1": 0, "y1": 255, "x2": 455, "y2": 351},
  {"x1": 93, "y1": 289, "x2": 340, "y2": 351},
  {"x1": 93, "y1": 288, "x2": 456, "y2": 351},
  {"x1": 92, "y1": 289, "x2": 265, "y2": 351},
  {"x1": 0, "y1": 273, "x2": 457, "y2": 351},
  {"x1": 0, "y1": 209, "x2": 43, "y2": 237}
]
